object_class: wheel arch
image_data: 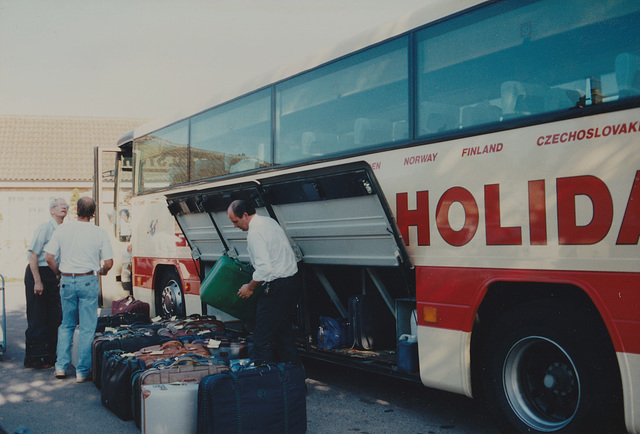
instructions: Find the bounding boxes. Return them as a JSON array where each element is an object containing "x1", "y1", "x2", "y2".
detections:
[
  {"x1": 153, "y1": 263, "x2": 183, "y2": 289},
  {"x1": 470, "y1": 281, "x2": 621, "y2": 398}
]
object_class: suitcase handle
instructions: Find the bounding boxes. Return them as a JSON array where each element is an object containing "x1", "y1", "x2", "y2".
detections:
[
  {"x1": 160, "y1": 340, "x2": 183, "y2": 350},
  {"x1": 167, "y1": 355, "x2": 213, "y2": 368}
]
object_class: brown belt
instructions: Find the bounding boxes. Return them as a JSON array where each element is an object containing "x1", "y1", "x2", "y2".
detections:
[{"x1": 60, "y1": 271, "x2": 94, "y2": 277}]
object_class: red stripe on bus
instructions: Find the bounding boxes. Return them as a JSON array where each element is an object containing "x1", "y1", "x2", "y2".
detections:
[
  {"x1": 133, "y1": 257, "x2": 200, "y2": 295},
  {"x1": 416, "y1": 266, "x2": 640, "y2": 354}
]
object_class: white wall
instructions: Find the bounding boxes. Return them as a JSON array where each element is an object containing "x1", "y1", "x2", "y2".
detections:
[{"x1": 0, "y1": 187, "x2": 90, "y2": 279}]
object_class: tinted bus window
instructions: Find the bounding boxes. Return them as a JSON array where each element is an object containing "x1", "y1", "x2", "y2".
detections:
[
  {"x1": 417, "y1": 0, "x2": 640, "y2": 136},
  {"x1": 135, "y1": 120, "x2": 189, "y2": 193},
  {"x1": 275, "y1": 36, "x2": 409, "y2": 163},
  {"x1": 191, "y1": 89, "x2": 272, "y2": 180}
]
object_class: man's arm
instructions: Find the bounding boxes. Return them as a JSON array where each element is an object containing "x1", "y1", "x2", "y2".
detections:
[
  {"x1": 238, "y1": 279, "x2": 264, "y2": 299},
  {"x1": 98, "y1": 259, "x2": 113, "y2": 276},
  {"x1": 28, "y1": 251, "x2": 44, "y2": 295},
  {"x1": 45, "y1": 253, "x2": 60, "y2": 277}
]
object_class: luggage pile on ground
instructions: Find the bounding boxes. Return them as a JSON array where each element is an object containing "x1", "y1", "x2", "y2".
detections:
[{"x1": 93, "y1": 299, "x2": 306, "y2": 433}]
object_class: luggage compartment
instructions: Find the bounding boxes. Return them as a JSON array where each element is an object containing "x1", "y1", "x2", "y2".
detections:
[{"x1": 167, "y1": 161, "x2": 418, "y2": 380}]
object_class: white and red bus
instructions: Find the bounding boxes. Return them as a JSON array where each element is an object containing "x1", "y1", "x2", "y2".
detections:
[{"x1": 107, "y1": 0, "x2": 640, "y2": 431}]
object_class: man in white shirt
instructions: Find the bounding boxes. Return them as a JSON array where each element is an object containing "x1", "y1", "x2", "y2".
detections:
[
  {"x1": 227, "y1": 199, "x2": 301, "y2": 365},
  {"x1": 24, "y1": 197, "x2": 68, "y2": 369},
  {"x1": 45, "y1": 197, "x2": 113, "y2": 382}
]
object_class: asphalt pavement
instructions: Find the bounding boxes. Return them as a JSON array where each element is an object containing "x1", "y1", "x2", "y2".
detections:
[
  {"x1": 0, "y1": 280, "x2": 141, "y2": 434},
  {"x1": 0, "y1": 279, "x2": 498, "y2": 434}
]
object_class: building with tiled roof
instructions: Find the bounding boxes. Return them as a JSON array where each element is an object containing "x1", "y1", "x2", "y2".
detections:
[
  {"x1": 0, "y1": 115, "x2": 147, "y2": 182},
  {"x1": 0, "y1": 114, "x2": 147, "y2": 279}
]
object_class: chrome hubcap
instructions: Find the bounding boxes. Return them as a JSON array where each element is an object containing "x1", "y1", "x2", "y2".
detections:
[
  {"x1": 161, "y1": 279, "x2": 183, "y2": 316},
  {"x1": 503, "y1": 336, "x2": 580, "y2": 431}
]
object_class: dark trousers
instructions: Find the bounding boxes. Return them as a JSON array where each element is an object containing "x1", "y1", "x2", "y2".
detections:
[
  {"x1": 24, "y1": 265, "x2": 62, "y2": 367},
  {"x1": 252, "y1": 273, "x2": 301, "y2": 365}
]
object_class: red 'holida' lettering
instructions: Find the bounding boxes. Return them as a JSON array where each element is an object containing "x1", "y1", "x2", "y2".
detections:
[{"x1": 396, "y1": 174, "x2": 639, "y2": 247}]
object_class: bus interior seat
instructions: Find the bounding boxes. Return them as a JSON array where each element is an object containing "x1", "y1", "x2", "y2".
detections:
[
  {"x1": 419, "y1": 102, "x2": 459, "y2": 135},
  {"x1": 354, "y1": 118, "x2": 392, "y2": 146},
  {"x1": 276, "y1": 134, "x2": 301, "y2": 163},
  {"x1": 501, "y1": 81, "x2": 548, "y2": 118},
  {"x1": 502, "y1": 81, "x2": 577, "y2": 119},
  {"x1": 546, "y1": 87, "x2": 579, "y2": 111},
  {"x1": 302, "y1": 131, "x2": 339, "y2": 156},
  {"x1": 339, "y1": 132, "x2": 354, "y2": 149},
  {"x1": 460, "y1": 101, "x2": 501, "y2": 128},
  {"x1": 392, "y1": 120, "x2": 409, "y2": 141},
  {"x1": 302, "y1": 131, "x2": 318, "y2": 155},
  {"x1": 615, "y1": 52, "x2": 640, "y2": 98}
]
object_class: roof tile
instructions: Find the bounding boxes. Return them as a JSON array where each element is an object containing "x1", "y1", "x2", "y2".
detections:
[{"x1": 0, "y1": 115, "x2": 147, "y2": 181}]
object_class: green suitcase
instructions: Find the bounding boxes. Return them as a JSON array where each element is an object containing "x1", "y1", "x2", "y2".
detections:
[{"x1": 200, "y1": 255, "x2": 257, "y2": 322}]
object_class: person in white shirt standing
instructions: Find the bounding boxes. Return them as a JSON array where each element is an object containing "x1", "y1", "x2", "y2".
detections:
[
  {"x1": 45, "y1": 197, "x2": 113, "y2": 382},
  {"x1": 227, "y1": 199, "x2": 301, "y2": 365},
  {"x1": 24, "y1": 197, "x2": 68, "y2": 369}
]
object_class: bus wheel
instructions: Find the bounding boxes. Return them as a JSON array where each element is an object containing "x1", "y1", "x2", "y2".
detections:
[
  {"x1": 479, "y1": 300, "x2": 621, "y2": 433},
  {"x1": 156, "y1": 268, "x2": 186, "y2": 318}
]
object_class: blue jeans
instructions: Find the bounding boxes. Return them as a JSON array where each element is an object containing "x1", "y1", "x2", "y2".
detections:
[{"x1": 55, "y1": 274, "x2": 99, "y2": 377}]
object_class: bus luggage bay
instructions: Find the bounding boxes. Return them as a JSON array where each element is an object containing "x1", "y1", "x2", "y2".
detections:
[{"x1": 103, "y1": 0, "x2": 640, "y2": 432}]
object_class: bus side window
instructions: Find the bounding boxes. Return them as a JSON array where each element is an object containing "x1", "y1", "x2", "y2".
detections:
[{"x1": 616, "y1": 52, "x2": 640, "y2": 98}]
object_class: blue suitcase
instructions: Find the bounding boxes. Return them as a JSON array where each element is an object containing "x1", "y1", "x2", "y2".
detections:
[{"x1": 196, "y1": 362, "x2": 306, "y2": 434}]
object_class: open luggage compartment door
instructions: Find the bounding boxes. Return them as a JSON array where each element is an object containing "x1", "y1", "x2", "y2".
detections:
[
  {"x1": 167, "y1": 182, "x2": 273, "y2": 264},
  {"x1": 167, "y1": 162, "x2": 413, "y2": 329},
  {"x1": 167, "y1": 161, "x2": 411, "y2": 271},
  {"x1": 260, "y1": 162, "x2": 411, "y2": 269},
  {"x1": 167, "y1": 195, "x2": 226, "y2": 265}
]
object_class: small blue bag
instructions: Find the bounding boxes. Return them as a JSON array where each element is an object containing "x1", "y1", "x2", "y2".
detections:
[{"x1": 317, "y1": 316, "x2": 347, "y2": 350}]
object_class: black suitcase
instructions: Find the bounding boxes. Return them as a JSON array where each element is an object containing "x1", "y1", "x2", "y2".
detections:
[
  {"x1": 92, "y1": 332, "x2": 166, "y2": 389},
  {"x1": 96, "y1": 311, "x2": 151, "y2": 333},
  {"x1": 101, "y1": 349, "x2": 147, "y2": 421},
  {"x1": 197, "y1": 363, "x2": 306, "y2": 434},
  {"x1": 348, "y1": 294, "x2": 395, "y2": 350}
]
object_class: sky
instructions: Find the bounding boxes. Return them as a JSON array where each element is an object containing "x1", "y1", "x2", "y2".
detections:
[{"x1": 0, "y1": 0, "x2": 428, "y2": 121}]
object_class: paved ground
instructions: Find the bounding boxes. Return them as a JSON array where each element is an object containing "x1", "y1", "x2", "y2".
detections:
[
  {"x1": 0, "y1": 280, "x2": 140, "y2": 434},
  {"x1": 0, "y1": 279, "x2": 498, "y2": 434}
]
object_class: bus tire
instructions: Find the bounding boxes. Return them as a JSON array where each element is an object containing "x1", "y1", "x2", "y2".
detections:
[
  {"x1": 156, "y1": 268, "x2": 186, "y2": 318},
  {"x1": 478, "y1": 300, "x2": 622, "y2": 433}
]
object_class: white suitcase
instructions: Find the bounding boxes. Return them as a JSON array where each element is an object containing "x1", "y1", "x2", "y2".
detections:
[{"x1": 141, "y1": 379, "x2": 199, "y2": 434}]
